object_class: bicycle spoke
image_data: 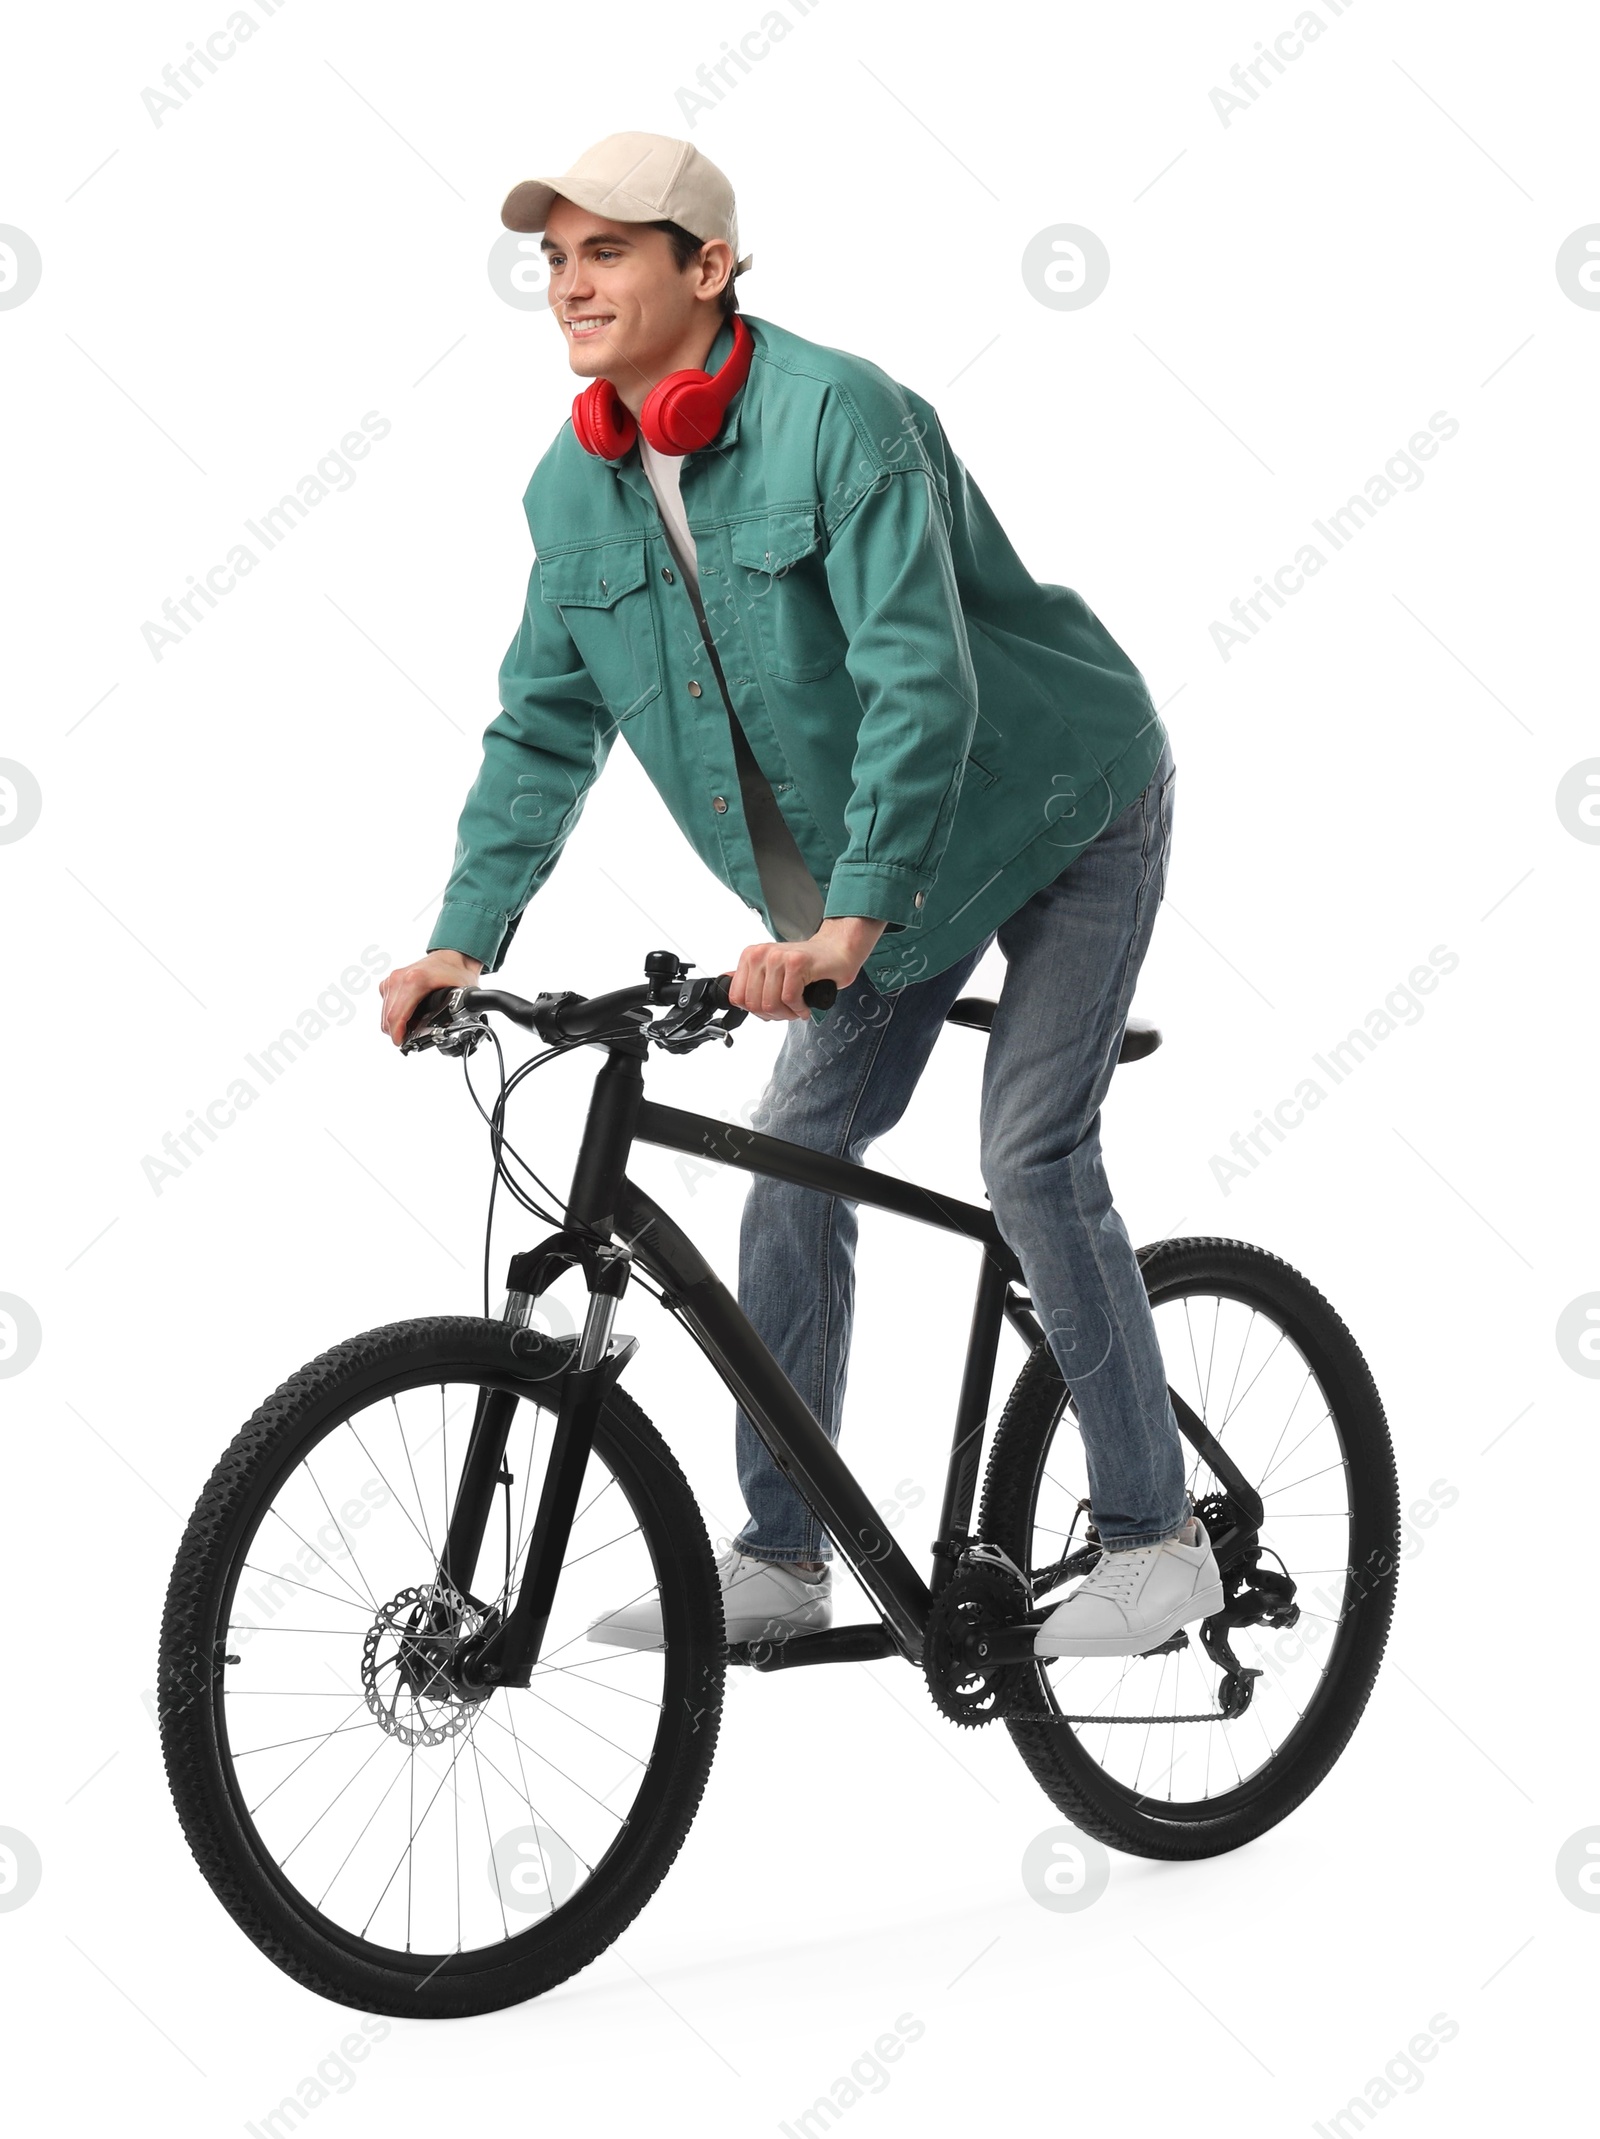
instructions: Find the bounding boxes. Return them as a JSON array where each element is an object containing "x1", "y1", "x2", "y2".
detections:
[
  {"x1": 316, "y1": 1748, "x2": 415, "y2": 1914},
  {"x1": 346, "y1": 1417, "x2": 439, "y2": 1567},
  {"x1": 256, "y1": 1506, "x2": 375, "y2": 1615},
  {"x1": 232, "y1": 1720, "x2": 376, "y2": 1760},
  {"x1": 245, "y1": 1694, "x2": 375, "y2": 1815},
  {"x1": 302, "y1": 1458, "x2": 382, "y2": 1614},
  {"x1": 470, "y1": 1737, "x2": 509, "y2": 1946},
  {"x1": 392, "y1": 1395, "x2": 436, "y2": 1562},
  {"x1": 1255, "y1": 1396, "x2": 1331, "y2": 1490},
  {"x1": 1215, "y1": 1306, "x2": 1258, "y2": 1434},
  {"x1": 1216, "y1": 1324, "x2": 1289, "y2": 1436},
  {"x1": 1253, "y1": 1367, "x2": 1321, "y2": 1487},
  {"x1": 238, "y1": 1565, "x2": 379, "y2": 1616},
  {"x1": 1263, "y1": 1457, "x2": 1350, "y2": 1498}
]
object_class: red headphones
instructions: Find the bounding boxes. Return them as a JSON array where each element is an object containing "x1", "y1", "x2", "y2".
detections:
[{"x1": 571, "y1": 313, "x2": 753, "y2": 458}]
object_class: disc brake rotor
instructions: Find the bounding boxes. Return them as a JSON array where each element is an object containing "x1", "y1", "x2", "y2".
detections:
[{"x1": 361, "y1": 1581, "x2": 489, "y2": 1748}]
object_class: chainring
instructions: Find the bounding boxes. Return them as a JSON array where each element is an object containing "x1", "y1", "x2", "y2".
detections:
[{"x1": 923, "y1": 1562, "x2": 1033, "y2": 1729}]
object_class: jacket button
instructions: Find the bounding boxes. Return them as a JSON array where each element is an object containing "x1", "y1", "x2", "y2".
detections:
[
  {"x1": 661, "y1": 566, "x2": 674, "y2": 583},
  {"x1": 913, "y1": 891, "x2": 925, "y2": 908},
  {"x1": 711, "y1": 795, "x2": 728, "y2": 813},
  {"x1": 688, "y1": 680, "x2": 703, "y2": 697},
  {"x1": 599, "y1": 578, "x2": 608, "y2": 592}
]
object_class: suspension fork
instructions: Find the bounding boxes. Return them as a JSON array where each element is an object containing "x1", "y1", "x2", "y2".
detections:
[
  {"x1": 438, "y1": 1384, "x2": 521, "y2": 1602},
  {"x1": 434, "y1": 1239, "x2": 636, "y2": 1683},
  {"x1": 435, "y1": 1229, "x2": 594, "y2": 1601}
]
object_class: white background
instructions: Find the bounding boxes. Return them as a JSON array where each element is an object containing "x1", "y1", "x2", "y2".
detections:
[{"x1": 3, "y1": 0, "x2": 1594, "y2": 2130}]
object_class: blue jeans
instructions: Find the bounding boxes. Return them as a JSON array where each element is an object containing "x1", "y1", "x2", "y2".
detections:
[{"x1": 732, "y1": 738, "x2": 1186, "y2": 1564}]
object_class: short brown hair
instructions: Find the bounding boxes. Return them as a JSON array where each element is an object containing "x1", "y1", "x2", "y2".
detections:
[{"x1": 651, "y1": 218, "x2": 741, "y2": 316}]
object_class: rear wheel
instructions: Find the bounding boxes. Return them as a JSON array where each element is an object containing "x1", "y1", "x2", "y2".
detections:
[
  {"x1": 159, "y1": 1316, "x2": 723, "y2": 2015},
  {"x1": 980, "y1": 1238, "x2": 1399, "y2": 1858}
]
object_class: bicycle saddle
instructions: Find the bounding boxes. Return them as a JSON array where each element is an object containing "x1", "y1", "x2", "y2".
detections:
[{"x1": 946, "y1": 998, "x2": 1163, "y2": 1064}]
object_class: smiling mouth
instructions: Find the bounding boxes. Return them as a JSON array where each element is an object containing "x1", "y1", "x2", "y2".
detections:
[{"x1": 565, "y1": 316, "x2": 615, "y2": 339}]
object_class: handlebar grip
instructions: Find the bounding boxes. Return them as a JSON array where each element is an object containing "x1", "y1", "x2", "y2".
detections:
[
  {"x1": 412, "y1": 987, "x2": 460, "y2": 1024},
  {"x1": 709, "y1": 974, "x2": 837, "y2": 1012},
  {"x1": 406, "y1": 986, "x2": 464, "y2": 1039}
]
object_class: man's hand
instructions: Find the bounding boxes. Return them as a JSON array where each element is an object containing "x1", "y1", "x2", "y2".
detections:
[
  {"x1": 727, "y1": 916, "x2": 887, "y2": 1021},
  {"x1": 379, "y1": 948, "x2": 484, "y2": 1047}
]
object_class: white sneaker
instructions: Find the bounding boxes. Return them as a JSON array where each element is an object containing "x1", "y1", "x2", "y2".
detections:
[
  {"x1": 586, "y1": 1544, "x2": 833, "y2": 1652},
  {"x1": 1033, "y1": 1517, "x2": 1224, "y2": 1659}
]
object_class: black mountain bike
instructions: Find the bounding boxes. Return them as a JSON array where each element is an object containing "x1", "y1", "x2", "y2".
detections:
[{"x1": 159, "y1": 949, "x2": 1400, "y2": 2017}]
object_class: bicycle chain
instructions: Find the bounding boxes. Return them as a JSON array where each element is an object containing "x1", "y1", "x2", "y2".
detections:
[
  {"x1": 1007, "y1": 1701, "x2": 1231, "y2": 1724},
  {"x1": 929, "y1": 1565, "x2": 1243, "y2": 1727},
  {"x1": 1008, "y1": 1631, "x2": 1255, "y2": 1724},
  {"x1": 1004, "y1": 1496, "x2": 1266, "y2": 1723}
]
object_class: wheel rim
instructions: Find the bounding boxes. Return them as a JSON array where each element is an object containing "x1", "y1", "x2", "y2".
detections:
[
  {"x1": 206, "y1": 1370, "x2": 684, "y2": 1971},
  {"x1": 1020, "y1": 1279, "x2": 1373, "y2": 1816}
]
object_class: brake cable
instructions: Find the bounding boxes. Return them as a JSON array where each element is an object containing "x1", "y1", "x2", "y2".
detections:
[{"x1": 458, "y1": 1018, "x2": 679, "y2": 1321}]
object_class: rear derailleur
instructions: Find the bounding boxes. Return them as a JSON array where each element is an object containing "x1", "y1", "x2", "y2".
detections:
[{"x1": 1189, "y1": 1493, "x2": 1302, "y2": 1719}]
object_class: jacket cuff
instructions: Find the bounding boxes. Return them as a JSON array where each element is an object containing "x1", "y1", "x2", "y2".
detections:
[
  {"x1": 427, "y1": 900, "x2": 510, "y2": 971},
  {"x1": 823, "y1": 862, "x2": 928, "y2": 931}
]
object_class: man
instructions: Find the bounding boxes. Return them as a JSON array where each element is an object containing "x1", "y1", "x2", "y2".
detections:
[{"x1": 379, "y1": 132, "x2": 1220, "y2": 1661}]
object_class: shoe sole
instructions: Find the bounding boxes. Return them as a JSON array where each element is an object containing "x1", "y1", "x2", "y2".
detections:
[
  {"x1": 586, "y1": 1619, "x2": 666, "y2": 1652},
  {"x1": 1032, "y1": 1578, "x2": 1226, "y2": 1661},
  {"x1": 585, "y1": 1601, "x2": 831, "y2": 1653}
]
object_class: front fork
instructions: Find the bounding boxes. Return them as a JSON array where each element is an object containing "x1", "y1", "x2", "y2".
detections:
[{"x1": 442, "y1": 1235, "x2": 635, "y2": 1691}]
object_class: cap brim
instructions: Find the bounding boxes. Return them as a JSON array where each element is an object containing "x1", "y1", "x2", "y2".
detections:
[
  {"x1": 501, "y1": 179, "x2": 560, "y2": 232},
  {"x1": 501, "y1": 177, "x2": 754, "y2": 275},
  {"x1": 501, "y1": 175, "x2": 672, "y2": 233}
]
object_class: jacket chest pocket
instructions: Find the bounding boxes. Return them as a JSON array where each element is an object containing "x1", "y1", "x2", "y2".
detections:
[
  {"x1": 729, "y1": 509, "x2": 847, "y2": 684},
  {"x1": 538, "y1": 536, "x2": 662, "y2": 723}
]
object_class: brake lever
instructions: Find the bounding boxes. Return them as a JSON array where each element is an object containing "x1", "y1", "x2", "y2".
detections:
[
  {"x1": 400, "y1": 988, "x2": 488, "y2": 1058},
  {"x1": 650, "y1": 976, "x2": 748, "y2": 1054}
]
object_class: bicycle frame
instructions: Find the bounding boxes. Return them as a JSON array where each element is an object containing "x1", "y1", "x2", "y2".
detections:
[{"x1": 447, "y1": 1031, "x2": 1261, "y2": 1690}]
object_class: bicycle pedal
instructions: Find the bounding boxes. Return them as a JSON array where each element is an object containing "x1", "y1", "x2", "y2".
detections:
[{"x1": 1138, "y1": 1628, "x2": 1190, "y2": 1658}]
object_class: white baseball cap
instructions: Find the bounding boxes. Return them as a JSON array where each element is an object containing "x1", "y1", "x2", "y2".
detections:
[{"x1": 501, "y1": 130, "x2": 752, "y2": 276}]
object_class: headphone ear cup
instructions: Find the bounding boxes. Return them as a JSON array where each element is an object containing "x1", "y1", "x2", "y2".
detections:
[
  {"x1": 641, "y1": 314, "x2": 755, "y2": 454},
  {"x1": 641, "y1": 371, "x2": 719, "y2": 455},
  {"x1": 572, "y1": 377, "x2": 636, "y2": 457}
]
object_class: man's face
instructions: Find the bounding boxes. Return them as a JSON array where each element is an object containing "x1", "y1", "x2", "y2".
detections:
[{"x1": 541, "y1": 196, "x2": 716, "y2": 392}]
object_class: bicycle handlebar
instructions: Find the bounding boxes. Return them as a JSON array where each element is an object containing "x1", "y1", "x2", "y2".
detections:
[{"x1": 400, "y1": 955, "x2": 838, "y2": 1060}]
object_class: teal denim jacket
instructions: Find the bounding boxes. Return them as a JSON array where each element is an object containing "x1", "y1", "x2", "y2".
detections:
[{"x1": 428, "y1": 312, "x2": 1167, "y2": 996}]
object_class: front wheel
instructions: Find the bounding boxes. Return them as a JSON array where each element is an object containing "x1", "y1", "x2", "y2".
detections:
[
  {"x1": 980, "y1": 1237, "x2": 1400, "y2": 1859},
  {"x1": 159, "y1": 1316, "x2": 724, "y2": 2016}
]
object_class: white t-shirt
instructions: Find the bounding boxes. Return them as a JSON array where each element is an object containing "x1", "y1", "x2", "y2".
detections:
[{"x1": 637, "y1": 437, "x2": 823, "y2": 942}]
